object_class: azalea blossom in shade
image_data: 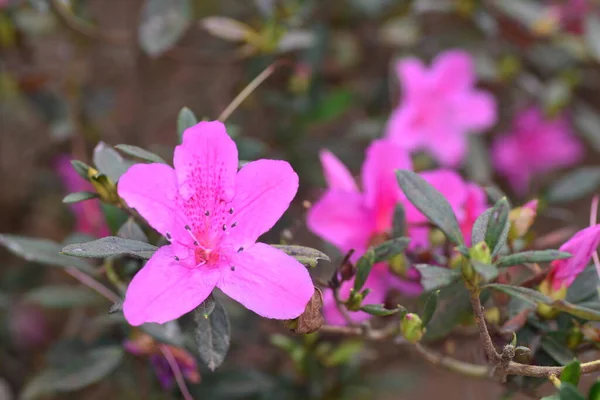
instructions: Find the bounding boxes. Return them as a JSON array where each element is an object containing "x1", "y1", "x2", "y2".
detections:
[
  {"x1": 54, "y1": 155, "x2": 110, "y2": 237},
  {"x1": 124, "y1": 333, "x2": 200, "y2": 389},
  {"x1": 492, "y1": 107, "x2": 583, "y2": 194},
  {"x1": 385, "y1": 50, "x2": 497, "y2": 167},
  {"x1": 118, "y1": 121, "x2": 314, "y2": 326},
  {"x1": 307, "y1": 140, "x2": 422, "y2": 324},
  {"x1": 546, "y1": 224, "x2": 600, "y2": 291}
]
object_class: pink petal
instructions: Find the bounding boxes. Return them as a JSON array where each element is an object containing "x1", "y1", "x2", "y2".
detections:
[
  {"x1": 551, "y1": 224, "x2": 600, "y2": 289},
  {"x1": 320, "y1": 150, "x2": 358, "y2": 192},
  {"x1": 217, "y1": 243, "x2": 314, "y2": 319},
  {"x1": 173, "y1": 121, "x2": 238, "y2": 230},
  {"x1": 322, "y1": 264, "x2": 389, "y2": 325},
  {"x1": 228, "y1": 159, "x2": 298, "y2": 249},
  {"x1": 361, "y1": 139, "x2": 412, "y2": 233},
  {"x1": 384, "y1": 106, "x2": 426, "y2": 149},
  {"x1": 432, "y1": 50, "x2": 475, "y2": 94},
  {"x1": 426, "y1": 129, "x2": 469, "y2": 167},
  {"x1": 123, "y1": 245, "x2": 220, "y2": 326},
  {"x1": 118, "y1": 163, "x2": 188, "y2": 242},
  {"x1": 307, "y1": 189, "x2": 373, "y2": 254},
  {"x1": 455, "y1": 91, "x2": 497, "y2": 131},
  {"x1": 396, "y1": 57, "x2": 428, "y2": 100}
]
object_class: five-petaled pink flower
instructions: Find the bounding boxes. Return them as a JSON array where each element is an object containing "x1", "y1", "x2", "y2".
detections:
[
  {"x1": 385, "y1": 50, "x2": 497, "y2": 167},
  {"x1": 54, "y1": 155, "x2": 110, "y2": 238},
  {"x1": 118, "y1": 121, "x2": 314, "y2": 326},
  {"x1": 546, "y1": 224, "x2": 600, "y2": 292},
  {"x1": 492, "y1": 107, "x2": 583, "y2": 194}
]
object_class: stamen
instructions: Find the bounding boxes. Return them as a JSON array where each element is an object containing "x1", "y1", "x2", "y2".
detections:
[
  {"x1": 205, "y1": 211, "x2": 210, "y2": 216},
  {"x1": 183, "y1": 225, "x2": 205, "y2": 249},
  {"x1": 166, "y1": 232, "x2": 172, "y2": 240},
  {"x1": 230, "y1": 266, "x2": 236, "y2": 271},
  {"x1": 228, "y1": 208, "x2": 234, "y2": 214},
  {"x1": 174, "y1": 256, "x2": 180, "y2": 261},
  {"x1": 237, "y1": 247, "x2": 244, "y2": 252},
  {"x1": 231, "y1": 222, "x2": 237, "y2": 228},
  {"x1": 222, "y1": 224, "x2": 227, "y2": 231}
]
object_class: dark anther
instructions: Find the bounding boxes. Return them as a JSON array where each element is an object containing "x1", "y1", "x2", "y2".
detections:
[
  {"x1": 231, "y1": 222, "x2": 237, "y2": 228},
  {"x1": 166, "y1": 232, "x2": 172, "y2": 240},
  {"x1": 228, "y1": 208, "x2": 234, "y2": 214},
  {"x1": 205, "y1": 211, "x2": 210, "y2": 216},
  {"x1": 238, "y1": 247, "x2": 244, "y2": 252},
  {"x1": 185, "y1": 225, "x2": 191, "y2": 231},
  {"x1": 222, "y1": 224, "x2": 227, "y2": 231},
  {"x1": 174, "y1": 256, "x2": 180, "y2": 261},
  {"x1": 230, "y1": 266, "x2": 236, "y2": 271},
  {"x1": 193, "y1": 241, "x2": 199, "y2": 246}
]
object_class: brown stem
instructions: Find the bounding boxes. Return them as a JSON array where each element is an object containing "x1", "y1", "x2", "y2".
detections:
[
  {"x1": 468, "y1": 286, "x2": 501, "y2": 363},
  {"x1": 506, "y1": 359, "x2": 600, "y2": 378},
  {"x1": 413, "y1": 343, "x2": 491, "y2": 379},
  {"x1": 332, "y1": 289, "x2": 355, "y2": 326},
  {"x1": 65, "y1": 267, "x2": 120, "y2": 303},
  {"x1": 159, "y1": 345, "x2": 194, "y2": 400}
]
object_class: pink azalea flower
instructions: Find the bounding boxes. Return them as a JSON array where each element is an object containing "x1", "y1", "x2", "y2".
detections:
[
  {"x1": 54, "y1": 155, "x2": 110, "y2": 238},
  {"x1": 385, "y1": 50, "x2": 497, "y2": 167},
  {"x1": 546, "y1": 224, "x2": 600, "y2": 291},
  {"x1": 117, "y1": 121, "x2": 314, "y2": 326},
  {"x1": 492, "y1": 107, "x2": 583, "y2": 194},
  {"x1": 549, "y1": 0, "x2": 590, "y2": 35}
]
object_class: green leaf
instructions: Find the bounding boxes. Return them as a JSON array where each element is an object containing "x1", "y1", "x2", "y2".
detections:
[
  {"x1": 560, "y1": 360, "x2": 582, "y2": 386},
  {"x1": 546, "y1": 167, "x2": 600, "y2": 204},
  {"x1": 483, "y1": 284, "x2": 552, "y2": 306},
  {"x1": 541, "y1": 336, "x2": 575, "y2": 366},
  {"x1": 552, "y1": 300, "x2": 600, "y2": 321},
  {"x1": 324, "y1": 340, "x2": 364, "y2": 366},
  {"x1": 392, "y1": 204, "x2": 406, "y2": 238},
  {"x1": 115, "y1": 144, "x2": 167, "y2": 164},
  {"x1": 497, "y1": 250, "x2": 572, "y2": 268},
  {"x1": 396, "y1": 170, "x2": 464, "y2": 246},
  {"x1": 360, "y1": 304, "x2": 406, "y2": 317},
  {"x1": 471, "y1": 208, "x2": 492, "y2": 246},
  {"x1": 93, "y1": 142, "x2": 134, "y2": 182},
  {"x1": 62, "y1": 191, "x2": 99, "y2": 204},
  {"x1": 138, "y1": 0, "x2": 192, "y2": 57},
  {"x1": 558, "y1": 383, "x2": 585, "y2": 400},
  {"x1": 25, "y1": 285, "x2": 104, "y2": 308},
  {"x1": 353, "y1": 248, "x2": 376, "y2": 291},
  {"x1": 21, "y1": 346, "x2": 123, "y2": 399},
  {"x1": 0, "y1": 234, "x2": 94, "y2": 273},
  {"x1": 70, "y1": 160, "x2": 92, "y2": 180},
  {"x1": 472, "y1": 261, "x2": 498, "y2": 282},
  {"x1": 585, "y1": 15, "x2": 600, "y2": 63},
  {"x1": 587, "y1": 379, "x2": 600, "y2": 400},
  {"x1": 141, "y1": 321, "x2": 184, "y2": 347},
  {"x1": 485, "y1": 197, "x2": 510, "y2": 256},
  {"x1": 177, "y1": 106, "x2": 198, "y2": 142},
  {"x1": 197, "y1": 293, "x2": 216, "y2": 319},
  {"x1": 423, "y1": 281, "x2": 471, "y2": 341},
  {"x1": 414, "y1": 264, "x2": 461, "y2": 292},
  {"x1": 307, "y1": 88, "x2": 354, "y2": 123},
  {"x1": 194, "y1": 297, "x2": 230, "y2": 371},
  {"x1": 373, "y1": 237, "x2": 410, "y2": 263},
  {"x1": 421, "y1": 290, "x2": 440, "y2": 327},
  {"x1": 465, "y1": 136, "x2": 492, "y2": 183},
  {"x1": 270, "y1": 245, "x2": 330, "y2": 268},
  {"x1": 61, "y1": 237, "x2": 157, "y2": 260},
  {"x1": 117, "y1": 218, "x2": 148, "y2": 243}
]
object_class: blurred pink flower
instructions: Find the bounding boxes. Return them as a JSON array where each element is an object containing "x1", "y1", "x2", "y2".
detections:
[
  {"x1": 124, "y1": 333, "x2": 200, "y2": 389},
  {"x1": 307, "y1": 141, "x2": 487, "y2": 324},
  {"x1": 546, "y1": 224, "x2": 600, "y2": 291},
  {"x1": 550, "y1": 0, "x2": 589, "y2": 34},
  {"x1": 492, "y1": 107, "x2": 583, "y2": 194},
  {"x1": 118, "y1": 121, "x2": 313, "y2": 326},
  {"x1": 54, "y1": 155, "x2": 110, "y2": 237},
  {"x1": 385, "y1": 50, "x2": 497, "y2": 167}
]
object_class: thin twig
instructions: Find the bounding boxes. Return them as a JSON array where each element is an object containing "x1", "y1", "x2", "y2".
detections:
[
  {"x1": 159, "y1": 345, "x2": 194, "y2": 400},
  {"x1": 65, "y1": 267, "x2": 121, "y2": 303},
  {"x1": 468, "y1": 286, "x2": 501, "y2": 363},
  {"x1": 506, "y1": 359, "x2": 600, "y2": 378},
  {"x1": 413, "y1": 343, "x2": 491, "y2": 378},
  {"x1": 333, "y1": 289, "x2": 355, "y2": 326},
  {"x1": 318, "y1": 323, "x2": 396, "y2": 341}
]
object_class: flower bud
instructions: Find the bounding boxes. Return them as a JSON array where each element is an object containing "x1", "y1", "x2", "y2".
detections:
[
  {"x1": 88, "y1": 168, "x2": 119, "y2": 204},
  {"x1": 469, "y1": 241, "x2": 492, "y2": 265},
  {"x1": 388, "y1": 253, "x2": 409, "y2": 278},
  {"x1": 536, "y1": 279, "x2": 566, "y2": 320},
  {"x1": 345, "y1": 289, "x2": 364, "y2": 311},
  {"x1": 400, "y1": 313, "x2": 424, "y2": 343},
  {"x1": 508, "y1": 200, "x2": 538, "y2": 240},
  {"x1": 566, "y1": 326, "x2": 584, "y2": 350},
  {"x1": 484, "y1": 307, "x2": 501, "y2": 326},
  {"x1": 428, "y1": 229, "x2": 446, "y2": 247}
]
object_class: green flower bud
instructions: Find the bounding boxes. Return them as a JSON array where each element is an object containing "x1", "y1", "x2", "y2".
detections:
[
  {"x1": 345, "y1": 289, "x2": 364, "y2": 311},
  {"x1": 400, "y1": 313, "x2": 424, "y2": 343},
  {"x1": 469, "y1": 241, "x2": 492, "y2": 265}
]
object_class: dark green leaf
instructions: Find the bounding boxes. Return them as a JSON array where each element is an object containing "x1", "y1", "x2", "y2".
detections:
[
  {"x1": 108, "y1": 302, "x2": 122, "y2": 314},
  {"x1": 353, "y1": 248, "x2": 376, "y2": 291},
  {"x1": 307, "y1": 89, "x2": 354, "y2": 123},
  {"x1": 117, "y1": 218, "x2": 148, "y2": 243},
  {"x1": 197, "y1": 293, "x2": 216, "y2": 319},
  {"x1": 115, "y1": 144, "x2": 167, "y2": 164},
  {"x1": 587, "y1": 379, "x2": 600, "y2": 400},
  {"x1": 414, "y1": 264, "x2": 461, "y2": 292},
  {"x1": 360, "y1": 304, "x2": 406, "y2": 317},
  {"x1": 552, "y1": 300, "x2": 600, "y2": 321},
  {"x1": 485, "y1": 197, "x2": 510, "y2": 256},
  {"x1": 0, "y1": 234, "x2": 94, "y2": 273},
  {"x1": 392, "y1": 204, "x2": 406, "y2": 238},
  {"x1": 190, "y1": 370, "x2": 276, "y2": 399},
  {"x1": 546, "y1": 167, "x2": 600, "y2": 204},
  {"x1": 471, "y1": 208, "x2": 492, "y2": 246},
  {"x1": 93, "y1": 142, "x2": 134, "y2": 182},
  {"x1": 560, "y1": 360, "x2": 581, "y2": 386},
  {"x1": 138, "y1": 0, "x2": 192, "y2": 57},
  {"x1": 541, "y1": 336, "x2": 575, "y2": 366},
  {"x1": 25, "y1": 285, "x2": 104, "y2": 308},
  {"x1": 558, "y1": 383, "x2": 585, "y2": 400},
  {"x1": 484, "y1": 284, "x2": 552, "y2": 305},
  {"x1": 21, "y1": 346, "x2": 123, "y2": 399},
  {"x1": 373, "y1": 237, "x2": 410, "y2": 263},
  {"x1": 195, "y1": 297, "x2": 230, "y2": 370},
  {"x1": 423, "y1": 281, "x2": 471, "y2": 341},
  {"x1": 573, "y1": 103, "x2": 600, "y2": 153},
  {"x1": 61, "y1": 237, "x2": 157, "y2": 260},
  {"x1": 585, "y1": 15, "x2": 600, "y2": 63},
  {"x1": 70, "y1": 160, "x2": 92, "y2": 180},
  {"x1": 62, "y1": 191, "x2": 99, "y2": 204},
  {"x1": 177, "y1": 106, "x2": 198, "y2": 142},
  {"x1": 472, "y1": 261, "x2": 499, "y2": 282},
  {"x1": 325, "y1": 340, "x2": 364, "y2": 366},
  {"x1": 141, "y1": 321, "x2": 184, "y2": 347},
  {"x1": 270, "y1": 245, "x2": 330, "y2": 268},
  {"x1": 396, "y1": 170, "x2": 464, "y2": 245},
  {"x1": 497, "y1": 250, "x2": 572, "y2": 268},
  {"x1": 421, "y1": 290, "x2": 439, "y2": 327}
]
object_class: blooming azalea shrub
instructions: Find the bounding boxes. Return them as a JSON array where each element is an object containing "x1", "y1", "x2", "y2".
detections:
[{"x1": 3, "y1": 1, "x2": 600, "y2": 400}]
